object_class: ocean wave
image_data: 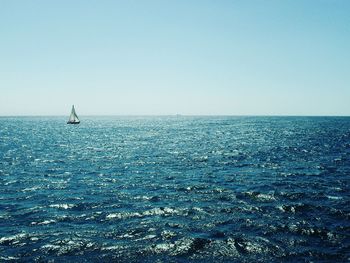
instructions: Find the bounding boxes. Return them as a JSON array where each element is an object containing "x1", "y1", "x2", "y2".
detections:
[
  {"x1": 40, "y1": 239, "x2": 98, "y2": 256},
  {"x1": 49, "y1": 204, "x2": 75, "y2": 210},
  {"x1": 106, "y1": 207, "x2": 185, "y2": 220},
  {"x1": 1, "y1": 116, "x2": 349, "y2": 261}
]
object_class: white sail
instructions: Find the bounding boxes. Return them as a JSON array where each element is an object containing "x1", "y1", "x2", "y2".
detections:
[{"x1": 67, "y1": 105, "x2": 80, "y2": 123}]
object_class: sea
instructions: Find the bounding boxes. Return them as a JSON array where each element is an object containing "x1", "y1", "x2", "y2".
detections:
[{"x1": 0, "y1": 116, "x2": 349, "y2": 262}]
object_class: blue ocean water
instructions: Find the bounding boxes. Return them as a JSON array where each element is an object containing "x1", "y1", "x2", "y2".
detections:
[{"x1": 0, "y1": 116, "x2": 349, "y2": 262}]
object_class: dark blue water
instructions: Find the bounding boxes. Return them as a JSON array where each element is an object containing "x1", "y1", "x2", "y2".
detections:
[{"x1": 1, "y1": 116, "x2": 349, "y2": 262}]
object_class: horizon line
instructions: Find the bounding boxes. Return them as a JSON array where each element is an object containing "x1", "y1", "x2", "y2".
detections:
[{"x1": 0, "y1": 114, "x2": 349, "y2": 117}]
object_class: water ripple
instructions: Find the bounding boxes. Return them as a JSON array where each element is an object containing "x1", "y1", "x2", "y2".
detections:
[{"x1": 0, "y1": 116, "x2": 349, "y2": 261}]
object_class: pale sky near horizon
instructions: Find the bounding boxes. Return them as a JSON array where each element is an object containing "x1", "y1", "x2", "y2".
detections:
[{"x1": 0, "y1": 0, "x2": 349, "y2": 116}]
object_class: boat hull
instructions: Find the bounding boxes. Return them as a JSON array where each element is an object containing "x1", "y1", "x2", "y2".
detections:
[{"x1": 67, "y1": 121, "x2": 80, "y2": 124}]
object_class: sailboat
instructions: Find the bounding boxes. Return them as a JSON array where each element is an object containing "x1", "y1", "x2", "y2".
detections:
[{"x1": 67, "y1": 105, "x2": 80, "y2": 124}]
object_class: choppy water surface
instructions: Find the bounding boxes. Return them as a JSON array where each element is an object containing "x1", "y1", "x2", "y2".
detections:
[{"x1": 0, "y1": 116, "x2": 349, "y2": 262}]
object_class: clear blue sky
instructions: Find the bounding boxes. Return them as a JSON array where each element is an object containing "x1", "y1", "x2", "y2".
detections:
[{"x1": 0, "y1": 0, "x2": 349, "y2": 115}]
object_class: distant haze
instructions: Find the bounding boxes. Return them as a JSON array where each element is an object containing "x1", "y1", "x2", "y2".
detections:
[{"x1": 1, "y1": 1, "x2": 349, "y2": 116}]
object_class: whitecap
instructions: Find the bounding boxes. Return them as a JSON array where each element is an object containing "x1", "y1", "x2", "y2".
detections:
[
  {"x1": 149, "y1": 237, "x2": 210, "y2": 256},
  {"x1": 101, "y1": 245, "x2": 125, "y2": 251},
  {"x1": 31, "y1": 219, "x2": 56, "y2": 225},
  {"x1": 256, "y1": 193, "x2": 276, "y2": 201},
  {"x1": 0, "y1": 256, "x2": 20, "y2": 261},
  {"x1": 106, "y1": 207, "x2": 182, "y2": 220},
  {"x1": 106, "y1": 212, "x2": 142, "y2": 220},
  {"x1": 41, "y1": 244, "x2": 61, "y2": 251},
  {"x1": 118, "y1": 233, "x2": 134, "y2": 239},
  {"x1": 41, "y1": 239, "x2": 96, "y2": 255},
  {"x1": 161, "y1": 230, "x2": 177, "y2": 239},
  {"x1": 106, "y1": 213, "x2": 121, "y2": 219},
  {"x1": 135, "y1": 234, "x2": 157, "y2": 241},
  {"x1": 277, "y1": 205, "x2": 295, "y2": 213},
  {"x1": 22, "y1": 186, "x2": 41, "y2": 192},
  {"x1": 152, "y1": 243, "x2": 175, "y2": 253},
  {"x1": 143, "y1": 207, "x2": 181, "y2": 216},
  {"x1": 49, "y1": 204, "x2": 74, "y2": 209},
  {"x1": 0, "y1": 233, "x2": 27, "y2": 245},
  {"x1": 327, "y1": 195, "x2": 342, "y2": 200}
]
